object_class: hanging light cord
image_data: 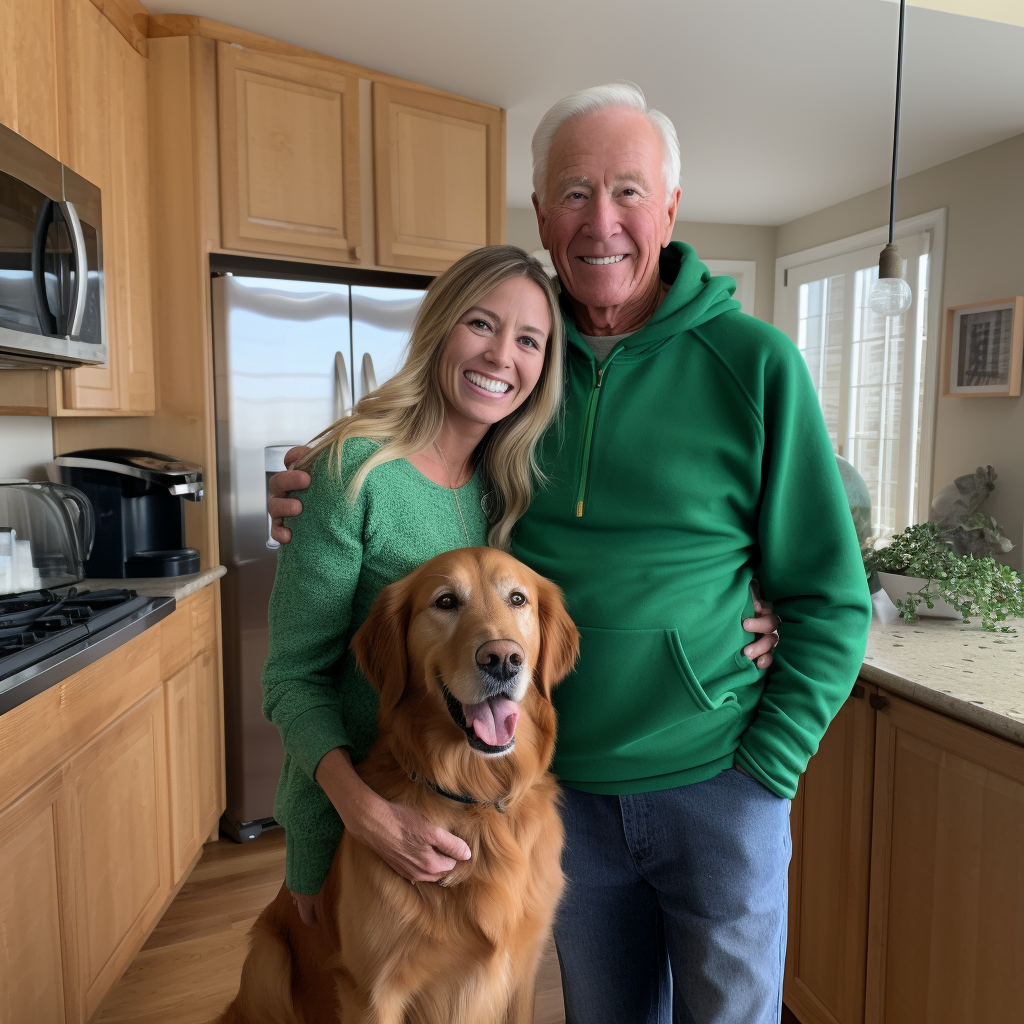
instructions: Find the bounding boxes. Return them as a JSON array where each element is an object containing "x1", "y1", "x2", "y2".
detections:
[{"x1": 888, "y1": 0, "x2": 907, "y2": 245}]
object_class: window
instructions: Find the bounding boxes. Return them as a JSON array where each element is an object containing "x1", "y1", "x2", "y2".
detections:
[{"x1": 775, "y1": 212, "x2": 945, "y2": 538}]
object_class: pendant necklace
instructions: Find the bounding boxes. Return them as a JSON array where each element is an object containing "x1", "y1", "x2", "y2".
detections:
[{"x1": 433, "y1": 441, "x2": 472, "y2": 546}]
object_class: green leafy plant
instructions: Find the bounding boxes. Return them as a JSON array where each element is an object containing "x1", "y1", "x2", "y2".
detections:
[{"x1": 870, "y1": 522, "x2": 1024, "y2": 631}]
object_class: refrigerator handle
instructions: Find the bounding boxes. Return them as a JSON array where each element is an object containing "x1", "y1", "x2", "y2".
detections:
[
  {"x1": 361, "y1": 353, "x2": 378, "y2": 397},
  {"x1": 335, "y1": 351, "x2": 353, "y2": 419}
]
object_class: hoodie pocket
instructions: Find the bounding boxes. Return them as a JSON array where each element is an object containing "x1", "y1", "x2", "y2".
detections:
[{"x1": 552, "y1": 626, "x2": 742, "y2": 782}]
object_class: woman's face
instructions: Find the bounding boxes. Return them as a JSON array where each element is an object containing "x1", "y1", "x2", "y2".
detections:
[{"x1": 437, "y1": 276, "x2": 552, "y2": 433}]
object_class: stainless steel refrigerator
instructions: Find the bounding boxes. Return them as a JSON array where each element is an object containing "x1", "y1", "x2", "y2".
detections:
[{"x1": 211, "y1": 273, "x2": 427, "y2": 840}]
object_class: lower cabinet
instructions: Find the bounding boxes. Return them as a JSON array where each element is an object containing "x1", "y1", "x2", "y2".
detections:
[
  {"x1": 0, "y1": 582, "x2": 224, "y2": 1023},
  {"x1": 786, "y1": 683, "x2": 1024, "y2": 1024},
  {"x1": 0, "y1": 772, "x2": 72, "y2": 1024},
  {"x1": 165, "y1": 646, "x2": 222, "y2": 879},
  {"x1": 866, "y1": 692, "x2": 1024, "y2": 1023},
  {"x1": 65, "y1": 690, "x2": 171, "y2": 1020},
  {"x1": 785, "y1": 685, "x2": 876, "y2": 1024}
]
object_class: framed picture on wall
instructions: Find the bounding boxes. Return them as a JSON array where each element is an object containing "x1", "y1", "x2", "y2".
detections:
[{"x1": 942, "y1": 297, "x2": 1024, "y2": 397}]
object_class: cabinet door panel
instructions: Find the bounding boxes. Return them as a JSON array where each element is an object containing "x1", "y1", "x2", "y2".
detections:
[
  {"x1": 55, "y1": 0, "x2": 154, "y2": 415},
  {"x1": 67, "y1": 690, "x2": 170, "y2": 1018},
  {"x1": 218, "y1": 43, "x2": 361, "y2": 262},
  {"x1": 195, "y1": 646, "x2": 223, "y2": 833},
  {"x1": 0, "y1": 0, "x2": 62, "y2": 159},
  {"x1": 866, "y1": 694, "x2": 1024, "y2": 1023},
  {"x1": 59, "y1": 0, "x2": 121, "y2": 411},
  {"x1": 0, "y1": 772, "x2": 72, "y2": 1024},
  {"x1": 374, "y1": 83, "x2": 504, "y2": 272},
  {"x1": 166, "y1": 662, "x2": 201, "y2": 880},
  {"x1": 785, "y1": 685, "x2": 875, "y2": 1024}
]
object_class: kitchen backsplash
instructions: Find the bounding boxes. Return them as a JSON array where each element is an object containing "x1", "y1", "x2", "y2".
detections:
[{"x1": 0, "y1": 417, "x2": 53, "y2": 481}]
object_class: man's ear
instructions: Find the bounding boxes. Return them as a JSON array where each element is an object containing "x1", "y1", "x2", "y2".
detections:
[
  {"x1": 533, "y1": 576, "x2": 579, "y2": 701},
  {"x1": 351, "y1": 578, "x2": 413, "y2": 717},
  {"x1": 532, "y1": 192, "x2": 549, "y2": 247}
]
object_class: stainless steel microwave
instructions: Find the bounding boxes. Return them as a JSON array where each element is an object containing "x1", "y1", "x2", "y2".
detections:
[{"x1": 0, "y1": 122, "x2": 106, "y2": 368}]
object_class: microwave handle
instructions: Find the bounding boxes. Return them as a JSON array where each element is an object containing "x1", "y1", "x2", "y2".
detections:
[
  {"x1": 61, "y1": 201, "x2": 89, "y2": 338},
  {"x1": 31, "y1": 199, "x2": 58, "y2": 335}
]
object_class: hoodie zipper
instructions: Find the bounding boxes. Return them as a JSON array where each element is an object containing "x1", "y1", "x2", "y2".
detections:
[{"x1": 574, "y1": 345, "x2": 624, "y2": 517}]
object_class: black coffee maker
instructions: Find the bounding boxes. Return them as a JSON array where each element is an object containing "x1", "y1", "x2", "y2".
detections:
[{"x1": 54, "y1": 449, "x2": 203, "y2": 577}]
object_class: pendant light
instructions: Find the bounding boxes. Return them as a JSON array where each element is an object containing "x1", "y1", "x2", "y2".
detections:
[{"x1": 869, "y1": 0, "x2": 913, "y2": 317}]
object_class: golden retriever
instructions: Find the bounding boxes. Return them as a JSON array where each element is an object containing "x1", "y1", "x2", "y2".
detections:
[{"x1": 219, "y1": 546, "x2": 579, "y2": 1024}]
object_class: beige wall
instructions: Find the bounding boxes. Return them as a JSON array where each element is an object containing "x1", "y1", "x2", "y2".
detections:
[
  {"x1": 777, "y1": 132, "x2": 1024, "y2": 562},
  {"x1": 507, "y1": 207, "x2": 778, "y2": 321}
]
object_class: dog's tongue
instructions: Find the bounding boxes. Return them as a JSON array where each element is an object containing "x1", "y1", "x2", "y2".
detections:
[{"x1": 462, "y1": 696, "x2": 519, "y2": 747}]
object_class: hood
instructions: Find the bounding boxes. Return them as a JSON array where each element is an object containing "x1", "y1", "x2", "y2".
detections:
[{"x1": 559, "y1": 241, "x2": 742, "y2": 357}]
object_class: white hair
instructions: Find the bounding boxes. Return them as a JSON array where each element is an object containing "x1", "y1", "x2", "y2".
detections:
[{"x1": 531, "y1": 82, "x2": 681, "y2": 207}]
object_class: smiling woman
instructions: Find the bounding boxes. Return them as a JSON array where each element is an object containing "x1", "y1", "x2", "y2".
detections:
[{"x1": 260, "y1": 245, "x2": 564, "y2": 922}]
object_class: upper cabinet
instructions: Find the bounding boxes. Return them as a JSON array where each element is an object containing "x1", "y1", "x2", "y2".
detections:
[
  {"x1": 0, "y1": 0, "x2": 155, "y2": 417},
  {"x1": 216, "y1": 44, "x2": 362, "y2": 263},
  {"x1": 56, "y1": 0, "x2": 154, "y2": 415},
  {"x1": 373, "y1": 83, "x2": 505, "y2": 273},
  {"x1": 0, "y1": 0, "x2": 63, "y2": 160}
]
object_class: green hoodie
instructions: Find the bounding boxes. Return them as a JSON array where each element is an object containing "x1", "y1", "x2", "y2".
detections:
[{"x1": 512, "y1": 242, "x2": 871, "y2": 800}]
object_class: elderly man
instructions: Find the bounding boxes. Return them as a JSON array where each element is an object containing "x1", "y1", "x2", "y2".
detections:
[{"x1": 269, "y1": 84, "x2": 871, "y2": 1024}]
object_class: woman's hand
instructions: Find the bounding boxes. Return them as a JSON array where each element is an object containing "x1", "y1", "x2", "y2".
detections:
[
  {"x1": 268, "y1": 445, "x2": 312, "y2": 544},
  {"x1": 742, "y1": 594, "x2": 781, "y2": 670},
  {"x1": 315, "y1": 748, "x2": 472, "y2": 884}
]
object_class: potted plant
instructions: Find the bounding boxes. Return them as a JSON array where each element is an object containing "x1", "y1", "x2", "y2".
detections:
[{"x1": 871, "y1": 467, "x2": 1024, "y2": 631}]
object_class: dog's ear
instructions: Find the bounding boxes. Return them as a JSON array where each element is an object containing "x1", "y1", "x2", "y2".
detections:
[
  {"x1": 533, "y1": 575, "x2": 579, "y2": 701},
  {"x1": 351, "y1": 577, "x2": 413, "y2": 716}
]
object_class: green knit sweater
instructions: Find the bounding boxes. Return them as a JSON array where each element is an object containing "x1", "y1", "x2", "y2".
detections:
[{"x1": 262, "y1": 438, "x2": 487, "y2": 894}]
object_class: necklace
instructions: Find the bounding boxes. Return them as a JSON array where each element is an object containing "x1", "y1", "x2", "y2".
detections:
[{"x1": 433, "y1": 442, "x2": 472, "y2": 546}]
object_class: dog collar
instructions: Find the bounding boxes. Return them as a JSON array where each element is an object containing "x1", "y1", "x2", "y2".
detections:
[{"x1": 409, "y1": 769, "x2": 507, "y2": 813}]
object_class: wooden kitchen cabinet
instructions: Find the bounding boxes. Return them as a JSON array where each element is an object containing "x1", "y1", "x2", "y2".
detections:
[
  {"x1": 217, "y1": 42, "x2": 362, "y2": 263},
  {"x1": 165, "y1": 648, "x2": 222, "y2": 879},
  {"x1": 864, "y1": 693, "x2": 1024, "y2": 1024},
  {"x1": 786, "y1": 684, "x2": 877, "y2": 1024},
  {"x1": 54, "y1": 0, "x2": 155, "y2": 416},
  {"x1": 0, "y1": 0, "x2": 64, "y2": 160},
  {"x1": 373, "y1": 81, "x2": 505, "y2": 272},
  {"x1": 64, "y1": 687, "x2": 171, "y2": 1020},
  {"x1": 0, "y1": 770, "x2": 75, "y2": 1024}
]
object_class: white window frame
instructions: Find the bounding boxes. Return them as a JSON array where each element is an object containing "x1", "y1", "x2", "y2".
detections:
[
  {"x1": 705, "y1": 260, "x2": 757, "y2": 316},
  {"x1": 774, "y1": 208, "x2": 947, "y2": 525}
]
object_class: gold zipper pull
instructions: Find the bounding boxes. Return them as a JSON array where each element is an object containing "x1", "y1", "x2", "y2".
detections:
[{"x1": 576, "y1": 501, "x2": 584, "y2": 517}]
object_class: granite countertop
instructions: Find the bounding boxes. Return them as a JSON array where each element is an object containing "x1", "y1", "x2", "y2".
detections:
[
  {"x1": 81, "y1": 565, "x2": 226, "y2": 602},
  {"x1": 861, "y1": 615, "x2": 1024, "y2": 745}
]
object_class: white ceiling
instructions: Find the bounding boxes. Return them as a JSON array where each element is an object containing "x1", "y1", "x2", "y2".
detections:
[{"x1": 147, "y1": 1, "x2": 1024, "y2": 225}]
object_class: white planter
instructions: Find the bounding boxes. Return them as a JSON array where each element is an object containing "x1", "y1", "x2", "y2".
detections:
[{"x1": 876, "y1": 572, "x2": 963, "y2": 620}]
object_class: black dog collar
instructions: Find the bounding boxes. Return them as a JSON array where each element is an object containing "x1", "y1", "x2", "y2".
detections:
[{"x1": 409, "y1": 769, "x2": 507, "y2": 813}]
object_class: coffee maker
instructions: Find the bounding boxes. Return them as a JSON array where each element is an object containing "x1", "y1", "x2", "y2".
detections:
[{"x1": 54, "y1": 448, "x2": 203, "y2": 578}]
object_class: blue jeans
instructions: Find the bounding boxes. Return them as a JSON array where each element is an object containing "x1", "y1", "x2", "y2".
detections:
[{"x1": 553, "y1": 769, "x2": 791, "y2": 1024}]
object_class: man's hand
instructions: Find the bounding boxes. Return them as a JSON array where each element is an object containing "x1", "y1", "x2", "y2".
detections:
[
  {"x1": 742, "y1": 596, "x2": 780, "y2": 670},
  {"x1": 269, "y1": 446, "x2": 312, "y2": 544}
]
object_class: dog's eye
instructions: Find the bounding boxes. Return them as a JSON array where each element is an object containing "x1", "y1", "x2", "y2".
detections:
[
  {"x1": 509, "y1": 591, "x2": 527, "y2": 607},
  {"x1": 435, "y1": 593, "x2": 458, "y2": 610}
]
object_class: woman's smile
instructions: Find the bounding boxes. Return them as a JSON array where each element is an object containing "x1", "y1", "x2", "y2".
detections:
[{"x1": 463, "y1": 369, "x2": 514, "y2": 396}]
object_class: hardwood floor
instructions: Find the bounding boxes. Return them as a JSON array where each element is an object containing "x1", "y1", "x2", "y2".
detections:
[{"x1": 93, "y1": 827, "x2": 566, "y2": 1023}]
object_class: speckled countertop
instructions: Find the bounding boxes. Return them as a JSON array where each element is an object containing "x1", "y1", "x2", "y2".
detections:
[
  {"x1": 80, "y1": 565, "x2": 226, "y2": 602},
  {"x1": 861, "y1": 615, "x2": 1024, "y2": 745}
]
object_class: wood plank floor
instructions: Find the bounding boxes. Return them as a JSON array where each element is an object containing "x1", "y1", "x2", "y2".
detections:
[{"x1": 94, "y1": 828, "x2": 565, "y2": 1023}]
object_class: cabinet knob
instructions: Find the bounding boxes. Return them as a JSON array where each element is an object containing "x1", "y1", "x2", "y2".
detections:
[{"x1": 869, "y1": 693, "x2": 890, "y2": 712}]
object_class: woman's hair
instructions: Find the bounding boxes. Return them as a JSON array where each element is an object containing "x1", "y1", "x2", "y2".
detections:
[
  {"x1": 531, "y1": 81, "x2": 680, "y2": 207},
  {"x1": 298, "y1": 245, "x2": 564, "y2": 551}
]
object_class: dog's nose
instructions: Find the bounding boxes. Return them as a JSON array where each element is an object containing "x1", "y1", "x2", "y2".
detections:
[{"x1": 475, "y1": 639, "x2": 525, "y2": 682}]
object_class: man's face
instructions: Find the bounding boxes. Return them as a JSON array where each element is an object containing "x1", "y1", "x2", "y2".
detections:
[{"x1": 533, "y1": 106, "x2": 681, "y2": 317}]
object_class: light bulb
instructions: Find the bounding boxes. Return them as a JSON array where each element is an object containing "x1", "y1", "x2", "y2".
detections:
[{"x1": 869, "y1": 276, "x2": 912, "y2": 317}]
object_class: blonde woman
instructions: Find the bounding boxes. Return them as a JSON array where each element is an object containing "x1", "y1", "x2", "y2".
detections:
[{"x1": 261, "y1": 246, "x2": 563, "y2": 926}]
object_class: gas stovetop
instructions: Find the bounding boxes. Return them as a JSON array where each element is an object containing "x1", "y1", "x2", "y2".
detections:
[
  {"x1": 0, "y1": 587, "x2": 153, "y2": 683},
  {"x1": 0, "y1": 585, "x2": 176, "y2": 715}
]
